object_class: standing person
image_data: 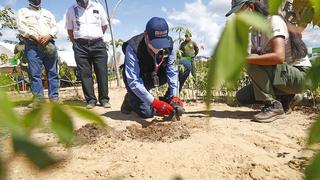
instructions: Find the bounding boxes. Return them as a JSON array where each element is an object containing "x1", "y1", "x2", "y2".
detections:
[
  {"x1": 17, "y1": 0, "x2": 59, "y2": 107},
  {"x1": 179, "y1": 31, "x2": 199, "y2": 84},
  {"x1": 65, "y1": 0, "x2": 110, "y2": 109},
  {"x1": 226, "y1": 0, "x2": 311, "y2": 123},
  {"x1": 120, "y1": 17, "x2": 185, "y2": 119}
]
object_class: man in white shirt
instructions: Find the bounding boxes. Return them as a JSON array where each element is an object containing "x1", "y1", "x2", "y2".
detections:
[
  {"x1": 17, "y1": 0, "x2": 59, "y2": 107},
  {"x1": 65, "y1": 0, "x2": 110, "y2": 109}
]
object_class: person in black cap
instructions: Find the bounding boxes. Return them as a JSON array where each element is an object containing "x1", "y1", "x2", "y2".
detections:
[
  {"x1": 120, "y1": 17, "x2": 185, "y2": 119},
  {"x1": 65, "y1": 0, "x2": 110, "y2": 109}
]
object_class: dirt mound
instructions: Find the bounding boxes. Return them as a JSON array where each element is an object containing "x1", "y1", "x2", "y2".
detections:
[
  {"x1": 123, "y1": 121, "x2": 194, "y2": 143},
  {"x1": 74, "y1": 123, "x2": 111, "y2": 145}
]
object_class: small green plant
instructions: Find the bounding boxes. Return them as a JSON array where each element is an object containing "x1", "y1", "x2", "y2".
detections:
[{"x1": 0, "y1": 89, "x2": 107, "y2": 179}]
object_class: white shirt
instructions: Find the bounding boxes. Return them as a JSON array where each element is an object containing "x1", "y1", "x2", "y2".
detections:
[
  {"x1": 65, "y1": 1, "x2": 108, "y2": 40},
  {"x1": 17, "y1": 7, "x2": 57, "y2": 38}
]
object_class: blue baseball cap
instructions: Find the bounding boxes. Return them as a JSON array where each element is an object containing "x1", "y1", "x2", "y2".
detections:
[{"x1": 145, "y1": 17, "x2": 170, "y2": 49}]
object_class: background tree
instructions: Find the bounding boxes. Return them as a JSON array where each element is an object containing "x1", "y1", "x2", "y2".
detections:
[{"x1": 0, "y1": 7, "x2": 17, "y2": 37}]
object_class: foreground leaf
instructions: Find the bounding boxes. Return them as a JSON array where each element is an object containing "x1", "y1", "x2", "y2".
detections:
[
  {"x1": 0, "y1": 90, "x2": 23, "y2": 135},
  {"x1": 22, "y1": 107, "x2": 43, "y2": 132},
  {"x1": 12, "y1": 136, "x2": 56, "y2": 169},
  {"x1": 306, "y1": 60, "x2": 320, "y2": 90},
  {"x1": 308, "y1": 114, "x2": 320, "y2": 145},
  {"x1": 268, "y1": 0, "x2": 285, "y2": 15},
  {"x1": 68, "y1": 106, "x2": 106, "y2": 127},
  {"x1": 0, "y1": 158, "x2": 5, "y2": 180},
  {"x1": 311, "y1": 0, "x2": 320, "y2": 17},
  {"x1": 206, "y1": 14, "x2": 249, "y2": 104},
  {"x1": 51, "y1": 104, "x2": 74, "y2": 144},
  {"x1": 305, "y1": 151, "x2": 320, "y2": 180}
]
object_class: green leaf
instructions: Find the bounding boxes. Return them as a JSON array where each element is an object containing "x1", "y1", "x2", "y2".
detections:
[
  {"x1": 22, "y1": 107, "x2": 43, "y2": 132},
  {"x1": 311, "y1": 0, "x2": 320, "y2": 17},
  {"x1": 68, "y1": 106, "x2": 106, "y2": 127},
  {"x1": 206, "y1": 14, "x2": 249, "y2": 104},
  {"x1": 237, "y1": 12, "x2": 271, "y2": 35},
  {"x1": 308, "y1": 114, "x2": 320, "y2": 145},
  {"x1": 51, "y1": 104, "x2": 74, "y2": 144},
  {"x1": 0, "y1": 90, "x2": 23, "y2": 135},
  {"x1": 268, "y1": 0, "x2": 285, "y2": 15},
  {"x1": 0, "y1": 158, "x2": 5, "y2": 180},
  {"x1": 306, "y1": 60, "x2": 320, "y2": 90},
  {"x1": 12, "y1": 136, "x2": 56, "y2": 169},
  {"x1": 305, "y1": 151, "x2": 320, "y2": 180}
]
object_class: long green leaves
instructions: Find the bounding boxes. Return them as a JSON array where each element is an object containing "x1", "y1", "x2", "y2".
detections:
[
  {"x1": 0, "y1": 90, "x2": 23, "y2": 135},
  {"x1": 12, "y1": 135, "x2": 56, "y2": 168},
  {"x1": 206, "y1": 12, "x2": 270, "y2": 104},
  {"x1": 69, "y1": 106, "x2": 106, "y2": 127},
  {"x1": 305, "y1": 151, "x2": 320, "y2": 180},
  {"x1": 306, "y1": 60, "x2": 320, "y2": 90},
  {"x1": 51, "y1": 104, "x2": 74, "y2": 145},
  {"x1": 268, "y1": 0, "x2": 286, "y2": 15},
  {"x1": 308, "y1": 115, "x2": 320, "y2": 145},
  {"x1": 0, "y1": 89, "x2": 107, "y2": 178}
]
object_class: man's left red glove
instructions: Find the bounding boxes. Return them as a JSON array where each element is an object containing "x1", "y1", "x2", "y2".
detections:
[{"x1": 170, "y1": 96, "x2": 183, "y2": 107}]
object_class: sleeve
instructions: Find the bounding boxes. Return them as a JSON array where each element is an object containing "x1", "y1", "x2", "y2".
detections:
[
  {"x1": 125, "y1": 45, "x2": 154, "y2": 105},
  {"x1": 17, "y1": 9, "x2": 31, "y2": 38},
  {"x1": 270, "y1": 16, "x2": 288, "y2": 39},
  {"x1": 65, "y1": 7, "x2": 74, "y2": 30},
  {"x1": 166, "y1": 49, "x2": 178, "y2": 97},
  {"x1": 99, "y1": 4, "x2": 108, "y2": 27},
  {"x1": 48, "y1": 11, "x2": 58, "y2": 38}
]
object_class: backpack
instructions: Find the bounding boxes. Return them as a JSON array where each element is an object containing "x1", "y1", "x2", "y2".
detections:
[{"x1": 283, "y1": 17, "x2": 308, "y2": 60}]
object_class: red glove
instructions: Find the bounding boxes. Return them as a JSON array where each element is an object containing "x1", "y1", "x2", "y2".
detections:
[
  {"x1": 170, "y1": 96, "x2": 183, "y2": 107},
  {"x1": 152, "y1": 98, "x2": 174, "y2": 116}
]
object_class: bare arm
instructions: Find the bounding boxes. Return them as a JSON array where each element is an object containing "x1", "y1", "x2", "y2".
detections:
[
  {"x1": 67, "y1": 30, "x2": 74, "y2": 41},
  {"x1": 247, "y1": 36, "x2": 286, "y2": 65},
  {"x1": 102, "y1": 25, "x2": 107, "y2": 34}
]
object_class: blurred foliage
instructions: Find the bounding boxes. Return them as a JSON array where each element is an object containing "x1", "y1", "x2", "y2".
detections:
[
  {"x1": 0, "y1": 89, "x2": 107, "y2": 179},
  {"x1": 0, "y1": 7, "x2": 17, "y2": 37}
]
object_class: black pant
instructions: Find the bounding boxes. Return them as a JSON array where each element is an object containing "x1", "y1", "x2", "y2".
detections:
[{"x1": 73, "y1": 38, "x2": 109, "y2": 104}]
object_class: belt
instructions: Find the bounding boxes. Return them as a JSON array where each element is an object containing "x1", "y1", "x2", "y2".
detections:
[{"x1": 74, "y1": 38, "x2": 102, "y2": 44}]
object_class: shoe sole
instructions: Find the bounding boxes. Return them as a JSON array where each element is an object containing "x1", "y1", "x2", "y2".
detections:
[{"x1": 252, "y1": 114, "x2": 286, "y2": 123}]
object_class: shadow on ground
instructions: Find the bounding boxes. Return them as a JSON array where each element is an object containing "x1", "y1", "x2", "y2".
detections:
[{"x1": 184, "y1": 110, "x2": 257, "y2": 119}]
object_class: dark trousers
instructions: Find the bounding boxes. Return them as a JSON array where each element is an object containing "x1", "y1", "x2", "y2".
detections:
[{"x1": 73, "y1": 38, "x2": 109, "y2": 104}]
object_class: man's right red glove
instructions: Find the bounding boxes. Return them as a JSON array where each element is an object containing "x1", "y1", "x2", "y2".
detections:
[{"x1": 152, "y1": 98, "x2": 174, "y2": 116}]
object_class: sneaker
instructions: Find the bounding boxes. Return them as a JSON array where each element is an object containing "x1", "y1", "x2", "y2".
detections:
[
  {"x1": 280, "y1": 94, "x2": 303, "y2": 114},
  {"x1": 120, "y1": 93, "x2": 132, "y2": 114},
  {"x1": 253, "y1": 100, "x2": 285, "y2": 123},
  {"x1": 101, "y1": 102, "x2": 111, "y2": 108},
  {"x1": 86, "y1": 103, "x2": 96, "y2": 109},
  {"x1": 27, "y1": 99, "x2": 43, "y2": 108},
  {"x1": 288, "y1": 94, "x2": 303, "y2": 114},
  {"x1": 27, "y1": 101, "x2": 40, "y2": 108}
]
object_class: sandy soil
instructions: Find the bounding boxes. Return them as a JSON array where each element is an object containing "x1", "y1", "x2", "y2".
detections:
[{"x1": 5, "y1": 87, "x2": 317, "y2": 180}]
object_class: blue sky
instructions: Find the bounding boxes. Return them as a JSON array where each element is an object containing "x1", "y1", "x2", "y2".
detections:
[{"x1": 1, "y1": 0, "x2": 320, "y2": 56}]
